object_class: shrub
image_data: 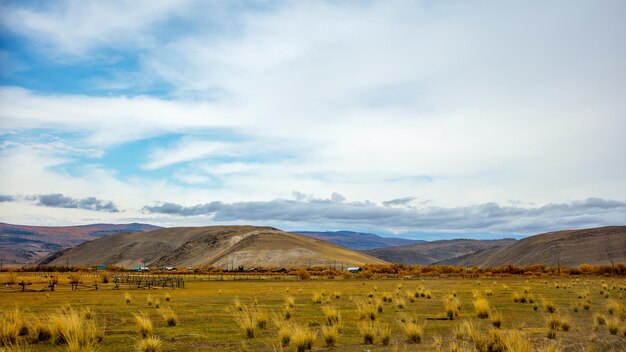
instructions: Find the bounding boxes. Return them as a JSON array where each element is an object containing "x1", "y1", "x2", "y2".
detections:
[
  {"x1": 125, "y1": 293, "x2": 132, "y2": 304},
  {"x1": 136, "y1": 335, "x2": 162, "y2": 352},
  {"x1": 296, "y1": 269, "x2": 310, "y2": 280},
  {"x1": 164, "y1": 294, "x2": 171, "y2": 302},
  {"x1": 291, "y1": 325, "x2": 315, "y2": 352},
  {"x1": 133, "y1": 313, "x2": 153, "y2": 338},
  {"x1": 146, "y1": 295, "x2": 153, "y2": 306},
  {"x1": 473, "y1": 297, "x2": 490, "y2": 319}
]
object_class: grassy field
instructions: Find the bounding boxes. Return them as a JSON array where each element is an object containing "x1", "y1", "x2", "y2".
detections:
[{"x1": 1, "y1": 273, "x2": 625, "y2": 351}]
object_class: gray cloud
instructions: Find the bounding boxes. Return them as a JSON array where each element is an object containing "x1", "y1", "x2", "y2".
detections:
[
  {"x1": 34, "y1": 193, "x2": 119, "y2": 213},
  {"x1": 383, "y1": 197, "x2": 417, "y2": 207},
  {"x1": 0, "y1": 195, "x2": 14, "y2": 202},
  {"x1": 142, "y1": 197, "x2": 626, "y2": 234}
]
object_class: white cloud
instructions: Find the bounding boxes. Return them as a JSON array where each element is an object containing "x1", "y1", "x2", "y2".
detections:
[
  {"x1": 0, "y1": 1, "x2": 625, "y2": 231},
  {"x1": 0, "y1": 0, "x2": 191, "y2": 57},
  {"x1": 143, "y1": 139, "x2": 232, "y2": 170}
]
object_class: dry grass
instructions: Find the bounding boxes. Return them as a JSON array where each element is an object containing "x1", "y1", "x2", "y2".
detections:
[
  {"x1": 232, "y1": 307, "x2": 256, "y2": 338},
  {"x1": 277, "y1": 324, "x2": 291, "y2": 347},
  {"x1": 133, "y1": 312, "x2": 154, "y2": 338},
  {"x1": 291, "y1": 324, "x2": 315, "y2": 352},
  {"x1": 473, "y1": 297, "x2": 490, "y2": 319},
  {"x1": 444, "y1": 294, "x2": 461, "y2": 320},
  {"x1": 490, "y1": 310, "x2": 503, "y2": 328},
  {"x1": 285, "y1": 296, "x2": 295, "y2": 309},
  {"x1": 542, "y1": 299, "x2": 557, "y2": 313},
  {"x1": 502, "y1": 330, "x2": 532, "y2": 352},
  {"x1": 136, "y1": 335, "x2": 162, "y2": 352},
  {"x1": 396, "y1": 297, "x2": 406, "y2": 309},
  {"x1": 357, "y1": 321, "x2": 376, "y2": 344},
  {"x1": 0, "y1": 308, "x2": 28, "y2": 346},
  {"x1": 354, "y1": 298, "x2": 376, "y2": 321},
  {"x1": 321, "y1": 324, "x2": 340, "y2": 347},
  {"x1": 607, "y1": 318, "x2": 619, "y2": 335},
  {"x1": 377, "y1": 323, "x2": 391, "y2": 346},
  {"x1": 321, "y1": 305, "x2": 341, "y2": 326},
  {"x1": 49, "y1": 308, "x2": 102, "y2": 351},
  {"x1": 160, "y1": 307, "x2": 178, "y2": 327},
  {"x1": 401, "y1": 320, "x2": 424, "y2": 343},
  {"x1": 311, "y1": 291, "x2": 323, "y2": 304}
]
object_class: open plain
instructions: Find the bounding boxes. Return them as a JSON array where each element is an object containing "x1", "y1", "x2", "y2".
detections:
[{"x1": 1, "y1": 272, "x2": 625, "y2": 351}]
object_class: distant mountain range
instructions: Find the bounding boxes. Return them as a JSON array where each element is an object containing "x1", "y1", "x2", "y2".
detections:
[
  {"x1": 294, "y1": 231, "x2": 425, "y2": 250},
  {"x1": 439, "y1": 226, "x2": 626, "y2": 267},
  {"x1": 363, "y1": 238, "x2": 517, "y2": 265},
  {"x1": 1, "y1": 221, "x2": 624, "y2": 269},
  {"x1": 0, "y1": 222, "x2": 161, "y2": 265},
  {"x1": 41, "y1": 226, "x2": 387, "y2": 268}
]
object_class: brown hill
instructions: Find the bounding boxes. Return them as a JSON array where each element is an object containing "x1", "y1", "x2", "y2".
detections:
[
  {"x1": 440, "y1": 226, "x2": 626, "y2": 267},
  {"x1": 0, "y1": 222, "x2": 160, "y2": 265},
  {"x1": 41, "y1": 226, "x2": 388, "y2": 268},
  {"x1": 364, "y1": 239, "x2": 517, "y2": 265}
]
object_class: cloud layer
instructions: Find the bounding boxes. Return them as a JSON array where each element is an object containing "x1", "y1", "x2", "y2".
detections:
[{"x1": 142, "y1": 196, "x2": 626, "y2": 234}]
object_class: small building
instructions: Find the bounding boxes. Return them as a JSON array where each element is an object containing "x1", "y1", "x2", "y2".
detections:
[
  {"x1": 165, "y1": 267, "x2": 176, "y2": 271},
  {"x1": 97, "y1": 265, "x2": 106, "y2": 271},
  {"x1": 347, "y1": 267, "x2": 362, "y2": 273}
]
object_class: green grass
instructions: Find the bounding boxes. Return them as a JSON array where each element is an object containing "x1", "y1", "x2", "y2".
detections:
[{"x1": 0, "y1": 274, "x2": 625, "y2": 351}]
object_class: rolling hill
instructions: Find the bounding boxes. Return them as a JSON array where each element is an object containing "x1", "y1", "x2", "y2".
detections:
[
  {"x1": 364, "y1": 238, "x2": 517, "y2": 265},
  {"x1": 40, "y1": 226, "x2": 388, "y2": 268},
  {"x1": 295, "y1": 231, "x2": 425, "y2": 250},
  {"x1": 0, "y1": 222, "x2": 161, "y2": 265},
  {"x1": 440, "y1": 226, "x2": 626, "y2": 267}
]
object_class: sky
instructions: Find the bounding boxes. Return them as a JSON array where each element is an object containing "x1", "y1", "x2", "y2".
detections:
[{"x1": 0, "y1": 0, "x2": 625, "y2": 239}]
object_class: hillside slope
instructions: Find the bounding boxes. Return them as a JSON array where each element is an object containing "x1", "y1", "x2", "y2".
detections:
[
  {"x1": 441, "y1": 226, "x2": 626, "y2": 267},
  {"x1": 41, "y1": 226, "x2": 388, "y2": 268},
  {"x1": 364, "y1": 239, "x2": 517, "y2": 265},
  {"x1": 295, "y1": 231, "x2": 425, "y2": 250},
  {"x1": 0, "y1": 222, "x2": 160, "y2": 265}
]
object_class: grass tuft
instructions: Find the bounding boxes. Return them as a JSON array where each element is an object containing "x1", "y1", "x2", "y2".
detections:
[
  {"x1": 473, "y1": 297, "x2": 490, "y2": 319},
  {"x1": 136, "y1": 335, "x2": 162, "y2": 352},
  {"x1": 133, "y1": 313, "x2": 154, "y2": 338},
  {"x1": 291, "y1": 325, "x2": 315, "y2": 352}
]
